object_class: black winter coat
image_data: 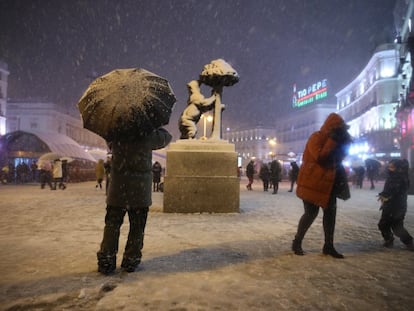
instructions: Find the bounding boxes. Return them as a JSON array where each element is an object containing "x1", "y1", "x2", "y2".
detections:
[
  {"x1": 379, "y1": 169, "x2": 409, "y2": 219},
  {"x1": 106, "y1": 128, "x2": 172, "y2": 208}
]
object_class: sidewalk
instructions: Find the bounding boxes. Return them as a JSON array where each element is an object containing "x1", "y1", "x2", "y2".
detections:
[{"x1": 0, "y1": 180, "x2": 413, "y2": 310}]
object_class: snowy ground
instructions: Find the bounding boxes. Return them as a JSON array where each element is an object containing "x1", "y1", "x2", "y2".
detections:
[{"x1": 0, "y1": 179, "x2": 413, "y2": 311}]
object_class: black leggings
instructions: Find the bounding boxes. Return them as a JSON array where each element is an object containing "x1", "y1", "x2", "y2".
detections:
[{"x1": 295, "y1": 196, "x2": 337, "y2": 246}]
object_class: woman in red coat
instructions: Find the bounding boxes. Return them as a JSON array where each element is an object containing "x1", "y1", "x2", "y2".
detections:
[{"x1": 293, "y1": 113, "x2": 352, "y2": 258}]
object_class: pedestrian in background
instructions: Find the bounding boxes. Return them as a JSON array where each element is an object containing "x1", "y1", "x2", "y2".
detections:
[
  {"x1": 52, "y1": 159, "x2": 66, "y2": 190},
  {"x1": 259, "y1": 163, "x2": 270, "y2": 192},
  {"x1": 292, "y1": 113, "x2": 352, "y2": 258},
  {"x1": 97, "y1": 128, "x2": 172, "y2": 274},
  {"x1": 288, "y1": 161, "x2": 299, "y2": 192},
  {"x1": 377, "y1": 159, "x2": 413, "y2": 250},
  {"x1": 152, "y1": 161, "x2": 162, "y2": 192},
  {"x1": 104, "y1": 154, "x2": 112, "y2": 195},
  {"x1": 270, "y1": 159, "x2": 282, "y2": 194},
  {"x1": 39, "y1": 160, "x2": 53, "y2": 190},
  {"x1": 354, "y1": 166, "x2": 365, "y2": 189},
  {"x1": 30, "y1": 161, "x2": 38, "y2": 182},
  {"x1": 246, "y1": 159, "x2": 255, "y2": 191},
  {"x1": 366, "y1": 162, "x2": 378, "y2": 190},
  {"x1": 95, "y1": 159, "x2": 105, "y2": 190}
]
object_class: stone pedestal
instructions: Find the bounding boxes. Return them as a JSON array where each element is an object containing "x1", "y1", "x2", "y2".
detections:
[{"x1": 163, "y1": 139, "x2": 240, "y2": 213}]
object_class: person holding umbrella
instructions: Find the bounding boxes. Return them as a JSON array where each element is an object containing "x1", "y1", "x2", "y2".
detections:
[
  {"x1": 97, "y1": 128, "x2": 172, "y2": 274},
  {"x1": 78, "y1": 68, "x2": 176, "y2": 274}
]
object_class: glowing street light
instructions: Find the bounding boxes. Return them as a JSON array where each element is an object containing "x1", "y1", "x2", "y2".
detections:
[
  {"x1": 201, "y1": 114, "x2": 213, "y2": 139},
  {"x1": 268, "y1": 137, "x2": 277, "y2": 158}
]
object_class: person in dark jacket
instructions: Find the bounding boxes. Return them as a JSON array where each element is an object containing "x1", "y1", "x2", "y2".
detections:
[
  {"x1": 288, "y1": 161, "x2": 299, "y2": 192},
  {"x1": 270, "y1": 159, "x2": 282, "y2": 194},
  {"x1": 97, "y1": 128, "x2": 172, "y2": 274},
  {"x1": 152, "y1": 161, "x2": 162, "y2": 192},
  {"x1": 246, "y1": 160, "x2": 255, "y2": 190},
  {"x1": 377, "y1": 159, "x2": 413, "y2": 250},
  {"x1": 259, "y1": 163, "x2": 270, "y2": 192},
  {"x1": 354, "y1": 166, "x2": 365, "y2": 189},
  {"x1": 104, "y1": 155, "x2": 112, "y2": 195},
  {"x1": 293, "y1": 113, "x2": 352, "y2": 258}
]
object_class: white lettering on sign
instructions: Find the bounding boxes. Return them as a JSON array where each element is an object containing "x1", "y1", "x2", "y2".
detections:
[{"x1": 292, "y1": 79, "x2": 328, "y2": 108}]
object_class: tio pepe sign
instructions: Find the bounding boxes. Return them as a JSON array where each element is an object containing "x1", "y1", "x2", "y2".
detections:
[{"x1": 292, "y1": 79, "x2": 328, "y2": 108}]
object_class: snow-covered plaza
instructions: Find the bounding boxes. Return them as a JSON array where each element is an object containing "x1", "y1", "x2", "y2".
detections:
[{"x1": 0, "y1": 179, "x2": 413, "y2": 310}]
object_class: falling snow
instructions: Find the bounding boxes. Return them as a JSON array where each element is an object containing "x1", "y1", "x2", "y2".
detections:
[
  {"x1": 0, "y1": 0, "x2": 397, "y2": 137},
  {"x1": 0, "y1": 180, "x2": 413, "y2": 310}
]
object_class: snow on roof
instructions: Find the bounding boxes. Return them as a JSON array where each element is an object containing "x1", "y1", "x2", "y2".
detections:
[{"x1": 12, "y1": 130, "x2": 96, "y2": 162}]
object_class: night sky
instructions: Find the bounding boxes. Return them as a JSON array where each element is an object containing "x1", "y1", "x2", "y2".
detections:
[{"x1": 0, "y1": 0, "x2": 396, "y2": 137}]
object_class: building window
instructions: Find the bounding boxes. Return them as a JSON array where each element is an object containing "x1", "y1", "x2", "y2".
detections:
[
  {"x1": 379, "y1": 58, "x2": 396, "y2": 78},
  {"x1": 359, "y1": 80, "x2": 365, "y2": 95}
]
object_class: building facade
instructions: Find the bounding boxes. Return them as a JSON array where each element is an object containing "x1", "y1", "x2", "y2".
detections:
[
  {"x1": 336, "y1": 44, "x2": 402, "y2": 162},
  {"x1": 6, "y1": 100, "x2": 107, "y2": 152},
  {"x1": 395, "y1": 0, "x2": 414, "y2": 167},
  {"x1": 223, "y1": 79, "x2": 337, "y2": 167},
  {"x1": 0, "y1": 60, "x2": 9, "y2": 136},
  {"x1": 222, "y1": 127, "x2": 278, "y2": 167},
  {"x1": 273, "y1": 102, "x2": 335, "y2": 158}
]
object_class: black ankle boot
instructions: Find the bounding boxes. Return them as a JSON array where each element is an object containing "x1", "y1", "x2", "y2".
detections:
[
  {"x1": 97, "y1": 252, "x2": 116, "y2": 275},
  {"x1": 322, "y1": 244, "x2": 344, "y2": 259},
  {"x1": 121, "y1": 256, "x2": 141, "y2": 272},
  {"x1": 292, "y1": 239, "x2": 305, "y2": 256},
  {"x1": 383, "y1": 238, "x2": 394, "y2": 248}
]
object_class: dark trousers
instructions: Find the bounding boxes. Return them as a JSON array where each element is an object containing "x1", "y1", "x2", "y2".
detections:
[
  {"x1": 295, "y1": 196, "x2": 337, "y2": 247},
  {"x1": 262, "y1": 179, "x2": 269, "y2": 191},
  {"x1": 53, "y1": 177, "x2": 65, "y2": 189},
  {"x1": 271, "y1": 178, "x2": 279, "y2": 193},
  {"x1": 378, "y1": 211, "x2": 413, "y2": 245},
  {"x1": 40, "y1": 170, "x2": 53, "y2": 189},
  {"x1": 246, "y1": 175, "x2": 253, "y2": 190},
  {"x1": 289, "y1": 179, "x2": 296, "y2": 191},
  {"x1": 98, "y1": 205, "x2": 149, "y2": 261}
]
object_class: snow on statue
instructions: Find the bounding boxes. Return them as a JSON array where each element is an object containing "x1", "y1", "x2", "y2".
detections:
[
  {"x1": 179, "y1": 59, "x2": 239, "y2": 140},
  {"x1": 178, "y1": 80, "x2": 216, "y2": 139}
]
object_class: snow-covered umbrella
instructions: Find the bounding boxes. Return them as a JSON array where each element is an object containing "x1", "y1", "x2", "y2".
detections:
[
  {"x1": 60, "y1": 156, "x2": 74, "y2": 163},
  {"x1": 77, "y1": 68, "x2": 176, "y2": 142}
]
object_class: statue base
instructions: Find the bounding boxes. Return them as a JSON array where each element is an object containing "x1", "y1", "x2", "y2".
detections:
[{"x1": 163, "y1": 139, "x2": 240, "y2": 213}]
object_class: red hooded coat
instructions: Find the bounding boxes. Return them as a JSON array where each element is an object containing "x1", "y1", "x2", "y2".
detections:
[{"x1": 296, "y1": 113, "x2": 349, "y2": 208}]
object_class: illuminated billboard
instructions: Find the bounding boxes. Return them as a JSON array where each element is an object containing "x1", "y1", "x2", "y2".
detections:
[{"x1": 292, "y1": 79, "x2": 328, "y2": 108}]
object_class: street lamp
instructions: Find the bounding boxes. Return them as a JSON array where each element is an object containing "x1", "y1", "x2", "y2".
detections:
[
  {"x1": 268, "y1": 137, "x2": 277, "y2": 159},
  {"x1": 201, "y1": 114, "x2": 213, "y2": 140}
]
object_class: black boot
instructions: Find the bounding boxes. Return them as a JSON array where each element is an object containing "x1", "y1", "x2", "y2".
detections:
[
  {"x1": 322, "y1": 244, "x2": 344, "y2": 259},
  {"x1": 97, "y1": 252, "x2": 116, "y2": 275},
  {"x1": 383, "y1": 238, "x2": 394, "y2": 248},
  {"x1": 121, "y1": 256, "x2": 141, "y2": 272},
  {"x1": 292, "y1": 239, "x2": 305, "y2": 256}
]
